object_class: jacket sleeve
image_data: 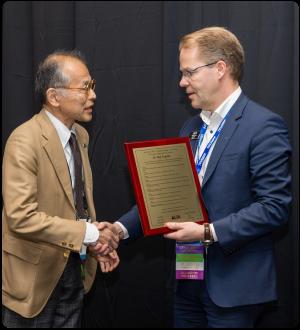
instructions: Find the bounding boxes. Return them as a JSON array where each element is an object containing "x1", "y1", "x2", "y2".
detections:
[
  {"x1": 214, "y1": 113, "x2": 292, "y2": 252},
  {"x1": 2, "y1": 131, "x2": 86, "y2": 252}
]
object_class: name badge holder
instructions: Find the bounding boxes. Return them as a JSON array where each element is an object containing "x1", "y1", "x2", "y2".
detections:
[{"x1": 176, "y1": 242, "x2": 204, "y2": 280}]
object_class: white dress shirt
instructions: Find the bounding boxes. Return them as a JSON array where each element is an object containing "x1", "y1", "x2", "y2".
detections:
[
  {"x1": 45, "y1": 110, "x2": 99, "y2": 245},
  {"x1": 195, "y1": 87, "x2": 242, "y2": 241}
]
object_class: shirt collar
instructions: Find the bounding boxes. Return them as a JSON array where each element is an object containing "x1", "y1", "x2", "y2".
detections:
[
  {"x1": 45, "y1": 110, "x2": 76, "y2": 149},
  {"x1": 200, "y1": 87, "x2": 242, "y2": 125}
]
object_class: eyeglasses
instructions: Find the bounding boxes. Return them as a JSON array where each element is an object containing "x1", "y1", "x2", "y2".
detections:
[
  {"x1": 55, "y1": 79, "x2": 96, "y2": 93},
  {"x1": 181, "y1": 62, "x2": 218, "y2": 79}
]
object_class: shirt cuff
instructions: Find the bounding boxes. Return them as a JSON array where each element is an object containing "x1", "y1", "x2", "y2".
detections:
[
  {"x1": 210, "y1": 223, "x2": 218, "y2": 242},
  {"x1": 114, "y1": 221, "x2": 129, "y2": 239},
  {"x1": 83, "y1": 222, "x2": 100, "y2": 245}
]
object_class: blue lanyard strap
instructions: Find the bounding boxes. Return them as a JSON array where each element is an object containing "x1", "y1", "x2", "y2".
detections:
[{"x1": 195, "y1": 112, "x2": 230, "y2": 174}]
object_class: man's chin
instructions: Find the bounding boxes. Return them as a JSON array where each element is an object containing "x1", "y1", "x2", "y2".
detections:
[
  {"x1": 190, "y1": 100, "x2": 201, "y2": 109},
  {"x1": 78, "y1": 113, "x2": 93, "y2": 123}
]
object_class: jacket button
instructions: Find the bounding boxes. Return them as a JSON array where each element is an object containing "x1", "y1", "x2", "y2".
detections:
[
  {"x1": 62, "y1": 241, "x2": 67, "y2": 246},
  {"x1": 69, "y1": 243, "x2": 74, "y2": 249},
  {"x1": 63, "y1": 252, "x2": 69, "y2": 259}
]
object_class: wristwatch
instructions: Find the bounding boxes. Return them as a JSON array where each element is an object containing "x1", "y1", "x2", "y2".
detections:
[{"x1": 203, "y1": 223, "x2": 214, "y2": 247}]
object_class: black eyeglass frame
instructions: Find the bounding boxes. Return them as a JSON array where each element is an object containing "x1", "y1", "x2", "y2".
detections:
[{"x1": 181, "y1": 62, "x2": 218, "y2": 79}]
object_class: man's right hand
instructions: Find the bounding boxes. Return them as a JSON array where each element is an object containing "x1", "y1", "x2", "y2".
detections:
[{"x1": 88, "y1": 221, "x2": 120, "y2": 256}]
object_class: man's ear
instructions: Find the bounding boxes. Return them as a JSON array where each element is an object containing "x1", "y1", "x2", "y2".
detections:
[
  {"x1": 216, "y1": 60, "x2": 227, "y2": 79},
  {"x1": 46, "y1": 88, "x2": 61, "y2": 107}
]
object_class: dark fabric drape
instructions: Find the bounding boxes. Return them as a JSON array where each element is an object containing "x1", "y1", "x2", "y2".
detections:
[{"x1": 2, "y1": 1, "x2": 298, "y2": 328}]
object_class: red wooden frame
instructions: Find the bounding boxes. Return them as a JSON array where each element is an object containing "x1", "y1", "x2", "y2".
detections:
[{"x1": 124, "y1": 137, "x2": 208, "y2": 236}]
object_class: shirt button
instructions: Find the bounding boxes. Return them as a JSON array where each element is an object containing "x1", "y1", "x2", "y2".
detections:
[{"x1": 210, "y1": 130, "x2": 213, "y2": 134}]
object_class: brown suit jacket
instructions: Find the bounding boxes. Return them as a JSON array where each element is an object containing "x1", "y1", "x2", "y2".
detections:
[{"x1": 2, "y1": 109, "x2": 97, "y2": 318}]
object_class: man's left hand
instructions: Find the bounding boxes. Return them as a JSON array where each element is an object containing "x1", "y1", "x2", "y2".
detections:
[
  {"x1": 163, "y1": 222, "x2": 204, "y2": 241},
  {"x1": 97, "y1": 250, "x2": 120, "y2": 273}
]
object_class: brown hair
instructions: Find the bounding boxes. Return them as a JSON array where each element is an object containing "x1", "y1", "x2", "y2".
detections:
[{"x1": 180, "y1": 27, "x2": 244, "y2": 82}]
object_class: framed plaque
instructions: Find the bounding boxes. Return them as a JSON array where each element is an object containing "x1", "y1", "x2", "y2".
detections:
[{"x1": 124, "y1": 137, "x2": 208, "y2": 236}]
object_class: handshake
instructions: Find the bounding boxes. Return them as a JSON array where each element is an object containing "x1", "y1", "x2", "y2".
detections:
[{"x1": 88, "y1": 221, "x2": 124, "y2": 273}]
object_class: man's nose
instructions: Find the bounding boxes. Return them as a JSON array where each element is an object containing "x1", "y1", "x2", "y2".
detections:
[
  {"x1": 88, "y1": 88, "x2": 96, "y2": 100},
  {"x1": 179, "y1": 76, "x2": 189, "y2": 88}
]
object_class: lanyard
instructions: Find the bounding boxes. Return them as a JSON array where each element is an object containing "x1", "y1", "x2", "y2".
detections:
[{"x1": 195, "y1": 112, "x2": 230, "y2": 174}]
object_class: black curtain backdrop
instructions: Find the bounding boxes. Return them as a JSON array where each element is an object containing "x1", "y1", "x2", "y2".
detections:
[{"x1": 2, "y1": 1, "x2": 299, "y2": 328}]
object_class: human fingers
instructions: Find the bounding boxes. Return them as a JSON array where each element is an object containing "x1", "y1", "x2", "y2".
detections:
[
  {"x1": 94, "y1": 221, "x2": 111, "y2": 231},
  {"x1": 164, "y1": 222, "x2": 186, "y2": 230},
  {"x1": 99, "y1": 261, "x2": 108, "y2": 273},
  {"x1": 163, "y1": 231, "x2": 182, "y2": 240},
  {"x1": 97, "y1": 252, "x2": 120, "y2": 272},
  {"x1": 88, "y1": 242, "x2": 110, "y2": 256},
  {"x1": 98, "y1": 228, "x2": 119, "y2": 249}
]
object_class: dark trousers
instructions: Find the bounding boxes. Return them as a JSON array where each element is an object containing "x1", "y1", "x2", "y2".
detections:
[
  {"x1": 175, "y1": 280, "x2": 264, "y2": 328},
  {"x1": 2, "y1": 252, "x2": 84, "y2": 328}
]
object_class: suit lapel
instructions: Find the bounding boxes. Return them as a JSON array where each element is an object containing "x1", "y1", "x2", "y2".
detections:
[
  {"x1": 186, "y1": 115, "x2": 203, "y2": 155},
  {"x1": 190, "y1": 138, "x2": 198, "y2": 155},
  {"x1": 37, "y1": 110, "x2": 75, "y2": 210},
  {"x1": 201, "y1": 94, "x2": 249, "y2": 188}
]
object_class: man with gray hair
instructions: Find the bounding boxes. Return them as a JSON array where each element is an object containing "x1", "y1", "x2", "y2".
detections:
[{"x1": 2, "y1": 50, "x2": 119, "y2": 327}]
